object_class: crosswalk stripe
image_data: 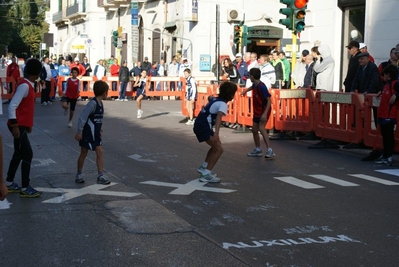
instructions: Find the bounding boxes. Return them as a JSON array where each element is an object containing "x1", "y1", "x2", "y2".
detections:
[
  {"x1": 348, "y1": 174, "x2": 399, "y2": 185},
  {"x1": 375, "y1": 169, "x2": 399, "y2": 177},
  {"x1": 308, "y1": 175, "x2": 359, "y2": 186},
  {"x1": 274, "y1": 176, "x2": 325, "y2": 189}
]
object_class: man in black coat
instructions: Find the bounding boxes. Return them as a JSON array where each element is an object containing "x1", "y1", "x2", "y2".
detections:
[
  {"x1": 351, "y1": 52, "x2": 381, "y2": 94},
  {"x1": 343, "y1": 41, "x2": 361, "y2": 92}
]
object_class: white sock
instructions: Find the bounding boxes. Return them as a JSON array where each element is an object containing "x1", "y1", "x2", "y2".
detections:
[
  {"x1": 256, "y1": 147, "x2": 261, "y2": 151},
  {"x1": 202, "y1": 162, "x2": 208, "y2": 168}
]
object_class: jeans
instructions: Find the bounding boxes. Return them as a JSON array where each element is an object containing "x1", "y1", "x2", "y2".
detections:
[
  {"x1": 6, "y1": 126, "x2": 33, "y2": 188},
  {"x1": 119, "y1": 82, "x2": 127, "y2": 99}
]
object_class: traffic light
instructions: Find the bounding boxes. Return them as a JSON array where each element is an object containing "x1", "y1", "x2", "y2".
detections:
[
  {"x1": 233, "y1": 24, "x2": 242, "y2": 45},
  {"x1": 242, "y1": 25, "x2": 254, "y2": 46},
  {"x1": 279, "y1": 0, "x2": 293, "y2": 30},
  {"x1": 293, "y1": 0, "x2": 308, "y2": 33},
  {"x1": 112, "y1": 30, "x2": 118, "y2": 47}
]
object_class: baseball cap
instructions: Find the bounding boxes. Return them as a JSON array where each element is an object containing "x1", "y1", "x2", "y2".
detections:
[
  {"x1": 359, "y1": 43, "x2": 367, "y2": 49},
  {"x1": 346, "y1": 41, "x2": 359, "y2": 49},
  {"x1": 144, "y1": 56, "x2": 148, "y2": 60},
  {"x1": 74, "y1": 57, "x2": 79, "y2": 62},
  {"x1": 235, "y1": 53, "x2": 242, "y2": 58}
]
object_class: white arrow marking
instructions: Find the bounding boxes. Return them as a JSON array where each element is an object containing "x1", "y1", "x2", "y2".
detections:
[
  {"x1": 32, "y1": 158, "x2": 56, "y2": 167},
  {"x1": 140, "y1": 179, "x2": 236, "y2": 195},
  {"x1": 128, "y1": 154, "x2": 156, "y2": 162},
  {"x1": 36, "y1": 183, "x2": 141, "y2": 203},
  {"x1": 0, "y1": 199, "x2": 12, "y2": 209}
]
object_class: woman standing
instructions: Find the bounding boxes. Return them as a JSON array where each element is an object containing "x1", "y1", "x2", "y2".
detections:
[{"x1": 222, "y1": 58, "x2": 239, "y2": 83}]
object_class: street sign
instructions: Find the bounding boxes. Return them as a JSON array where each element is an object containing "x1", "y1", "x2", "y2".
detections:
[{"x1": 72, "y1": 45, "x2": 85, "y2": 49}]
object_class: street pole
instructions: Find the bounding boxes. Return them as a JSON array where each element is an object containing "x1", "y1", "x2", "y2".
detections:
[
  {"x1": 215, "y1": 4, "x2": 220, "y2": 83},
  {"x1": 291, "y1": 31, "x2": 297, "y2": 89}
]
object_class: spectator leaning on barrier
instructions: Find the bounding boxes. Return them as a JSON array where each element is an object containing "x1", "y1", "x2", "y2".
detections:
[
  {"x1": 313, "y1": 44, "x2": 335, "y2": 91},
  {"x1": 6, "y1": 56, "x2": 20, "y2": 94},
  {"x1": 245, "y1": 53, "x2": 260, "y2": 88},
  {"x1": 168, "y1": 57, "x2": 179, "y2": 91},
  {"x1": 141, "y1": 56, "x2": 151, "y2": 73},
  {"x1": 259, "y1": 54, "x2": 276, "y2": 90},
  {"x1": 58, "y1": 59, "x2": 71, "y2": 92},
  {"x1": 301, "y1": 54, "x2": 314, "y2": 89},
  {"x1": 278, "y1": 51, "x2": 291, "y2": 88},
  {"x1": 343, "y1": 41, "x2": 361, "y2": 92},
  {"x1": 93, "y1": 59, "x2": 106, "y2": 81},
  {"x1": 110, "y1": 58, "x2": 120, "y2": 93},
  {"x1": 271, "y1": 51, "x2": 284, "y2": 89},
  {"x1": 374, "y1": 64, "x2": 399, "y2": 166},
  {"x1": 292, "y1": 49, "x2": 309, "y2": 88},
  {"x1": 69, "y1": 57, "x2": 86, "y2": 79},
  {"x1": 351, "y1": 52, "x2": 381, "y2": 94},
  {"x1": 233, "y1": 53, "x2": 249, "y2": 85}
]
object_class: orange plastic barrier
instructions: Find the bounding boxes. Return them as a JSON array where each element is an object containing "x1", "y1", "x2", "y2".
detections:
[
  {"x1": 273, "y1": 88, "x2": 315, "y2": 132},
  {"x1": 145, "y1": 77, "x2": 183, "y2": 99},
  {"x1": 313, "y1": 91, "x2": 364, "y2": 143},
  {"x1": 0, "y1": 77, "x2": 17, "y2": 99}
]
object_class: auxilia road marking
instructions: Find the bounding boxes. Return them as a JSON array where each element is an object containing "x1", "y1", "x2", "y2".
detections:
[
  {"x1": 128, "y1": 154, "x2": 156, "y2": 162},
  {"x1": 140, "y1": 179, "x2": 236, "y2": 195}
]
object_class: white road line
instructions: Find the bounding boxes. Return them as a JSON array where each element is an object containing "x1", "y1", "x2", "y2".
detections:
[
  {"x1": 308, "y1": 175, "x2": 359, "y2": 186},
  {"x1": 128, "y1": 154, "x2": 156, "y2": 162},
  {"x1": 274, "y1": 176, "x2": 325, "y2": 189},
  {"x1": 375, "y1": 169, "x2": 399, "y2": 177},
  {"x1": 348, "y1": 174, "x2": 399, "y2": 186}
]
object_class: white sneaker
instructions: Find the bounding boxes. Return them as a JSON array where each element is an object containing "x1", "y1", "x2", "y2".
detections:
[
  {"x1": 197, "y1": 166, "x2": 217, "y2": 176},
  {"x1": 265, "y1": 148, "x2": 275, "y2": 159},
  {"x1": 68, "y1": 121, "x2": 72, "y2": 128},
  {"x1": 41, "y1": 102, "x2": 47, "y2": 106},
  {"x1": 199, "y1": 173, "x2": 221, "y2": 183},
  {"x1": 185, "y1": 120, "x2": 194, "y2": 125},
  {"x1": 123, "y1": 99, "x2": 128, "y2": 101},
  {"x1": 137, "y1": 109, "x2": 143, "y2": 118},
  {"x1": 47, "y1": 101, "x2": 52, "y2": 105},
  {"x1": 247, "y1": 148, "x2": 262, "y2": 157}
]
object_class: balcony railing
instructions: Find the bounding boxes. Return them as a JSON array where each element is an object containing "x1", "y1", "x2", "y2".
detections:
[
  {"x1": 66, "y1": 1, "x2": 86, "y2": 18},
  {"x1": 98, "y1": 0, "x2": 132, "y2": 8}
]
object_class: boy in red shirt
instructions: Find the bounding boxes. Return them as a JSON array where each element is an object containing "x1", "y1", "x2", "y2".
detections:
[
  {"x1": 241, "y1": 68, "x2": 275, "y2": 159},
  {"x1": 62, "y1": 67, "x2": 80, "y2": 128},
  {"x1": 374, "y1": 65, "x2": 399, "y2": 166},
  {"x1": 5, "y1": 58, "x2": 43, "y2": 197}
]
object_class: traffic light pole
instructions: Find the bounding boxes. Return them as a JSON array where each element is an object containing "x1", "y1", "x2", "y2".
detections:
[{"x1": 291, "y1": 31, "x2": 297, "y2": 89}]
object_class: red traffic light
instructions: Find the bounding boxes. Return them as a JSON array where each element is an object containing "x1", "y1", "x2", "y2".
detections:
[{"x1": 294, "y1": 0, "x2": 308, "y2": 9}]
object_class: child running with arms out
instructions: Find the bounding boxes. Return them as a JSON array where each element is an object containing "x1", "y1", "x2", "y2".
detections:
[
  {"x1": 374, "y1": 64, "x2": 399, "y2": 166},
  {"x1": 241, "y1": 68, "x2": 275, "y2": 158},
  {"x1": 194, "y1": 81, "x2": 237, "y2": 183},
  {"x1": 62, "y1": 67, "x2": 80, "y2": 128},
  {"x1": 133, "y1": 69, "x2": 147, "y2": 118},
  {"x1": 75, "y1": 80, "x2": 110, "y2": 184}
]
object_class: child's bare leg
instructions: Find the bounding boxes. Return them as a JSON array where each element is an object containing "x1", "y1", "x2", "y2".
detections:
[
  {"x1": 205, "y1": 135, "x2": 223, "y2": 170},
  {"x1": 187, "y1": 100, "x2": 194, "y2": 120},
  {"x1": 69, "y1": 110, "x2": 74, "y2": 122},
  {"x1": 62, "y1": 102, "x2": 68, "y2": 110},
  {"x1": 252, "y1": 122, "x2": 261, "y2": 148},
  {"x1": 258, "y1": 120, "x2": 271, "y2": 148},
  {"x1": 94, "y1": 146, "x2": 104, "y2": 173},
  {"x1": 77, "y1": 146, "x2": 89, "y2": 172},
  {"x1": 137, "y1": 95, "x2": 143, "y2": 109}
]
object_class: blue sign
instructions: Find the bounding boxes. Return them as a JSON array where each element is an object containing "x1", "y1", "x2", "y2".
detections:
[
  {"x1": 131, "y1": 6, "x2": 138, "y2": 26},
  {"x1": 199, "y1": 54, "x2": 211, "y2": 72}
]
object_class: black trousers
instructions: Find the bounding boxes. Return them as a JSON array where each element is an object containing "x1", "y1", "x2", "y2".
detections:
[
  {"x1": 6, "y1": 126, "x2": 33, "y2": 188},
  {"x1": 41, "y1": 80, "x2": 51, "y2": 103},
  {"x1": 380, "y1": 121, "x2": 395, "y2": 158}
]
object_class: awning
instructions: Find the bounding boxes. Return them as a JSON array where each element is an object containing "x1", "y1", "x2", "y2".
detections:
[{"x1": 164, "y1": 21, "x2": 177, "y2": 29}]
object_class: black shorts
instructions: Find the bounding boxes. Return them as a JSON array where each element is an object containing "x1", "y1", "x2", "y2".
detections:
[
  {"x1": 62, "y1": 97, "x2": 78, "y2": 111},
  {"x1": 79, "y1": 140, "x2": 102, "y2": 151},
  {"x1": 136, "y1": 89, "x2": 145, "y2": 97},
  {"x1": 193, "y1": 123, "x2": 214, "y2": 142}
]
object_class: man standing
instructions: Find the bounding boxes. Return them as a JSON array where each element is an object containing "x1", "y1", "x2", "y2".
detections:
[
  {"x1": 234, "y1": 53, "x2": 248, "y2": 85},
  {"x1": 69, "y1": 57, "x2": 86, "y2": 79},
  {"x1": 40, "y1": 56, "x2": 52, "y2": 106},
  {"x1": 110, "y1": 58, "x2": 120, "y2": 92},
  {"x1": 359, "y1": 43, "x2": 375, "y2": 63},
  {"x1": 278, "y1": 51, "x2": 291, "y2": 88},
  {"x1": 93, "y1": 59, "x2": 106, "y2": 81},
  {"x1": 245, "y1": 53, "x2": 260, "y2": 88},
  {"x1": 6, "y1": 57, "x2": 21, "y2": 94},
  {"x1": 343, "y1": 41, "x2": 361, "y2": 92},
  {"x1": 291, "y1": 49, "x2": 309, "y2": 88},
  {"x1": 258, "y1": 54, "x2": 275, "y2": 89},
  {"x1": 58, "y1": 59, "x2": 70, "y2": 93},
  {"x1": 81, "y1": 56, "x2": 92, "y2": 93},
  {"x1": 168, "y1": 57, "x2": 179, "y2": 91},
  {"x1": 302, "y1": 54, "x2": 314, "y2": 89},
  {"x1": 141, "y1": 56, "x2": 151, "y2": 73},
  {"x1": 271, "y1": 51, "x2": 284, "y2": 89},
  {"x1": 378, "y1": 48, "x2": 398, "y2": 81},
  {"x1": 351, "y1": 52, "x2": 380, "y2": 94}
]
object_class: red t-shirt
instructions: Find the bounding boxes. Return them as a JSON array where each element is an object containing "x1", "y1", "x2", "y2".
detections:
[
  {"x1": 65, "y1": 78, "x2": 80, "y2": 99},
  {"x1": 252, "y1": 81, "x2": 271, "y2": 118},
  {"x1": 378, "y1": 80, "x2": 399, "y2": 119}
]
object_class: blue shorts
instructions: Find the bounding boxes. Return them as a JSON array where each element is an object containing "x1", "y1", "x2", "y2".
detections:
[
  {"x1": 136, "y1": 89, "x2": 145, "y2": 97},
  {"x1": 193, "y1": 124, "x2": 214, "y2": 142},
  {"x1": 79, "y1": 140, "x2": 102, "y2": 151}
]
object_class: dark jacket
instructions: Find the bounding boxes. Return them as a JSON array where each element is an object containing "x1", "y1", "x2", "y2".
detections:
[
  {"x1": 273, "y1": 62, "x2": 284, "y2": 81},
  {"x1": 344, "y1": 51, "x2": 361, "y2": 92},
  {"x1": 118, "y1": 66, "x2": 130, "y2": 82},
  {"x1": 303, "y1": 62, "x2": 314, "y2": 88},
  {"x1": 141, "y1": 61, "x2": 151, "y2": 73},
  {"x1": 234, "y1": 60, "x2": 249, "y2": 83},
  {"x1": 130, "y1": 66, "x2": 142, "y2": 77},
  {"x1": 351, "y1": 61, "x2": 381, "y2": 94}
]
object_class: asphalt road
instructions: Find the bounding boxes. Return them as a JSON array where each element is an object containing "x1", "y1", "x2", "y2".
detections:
[{"x1": 0, "y1": 98, "x2": 398, "y2": 267}]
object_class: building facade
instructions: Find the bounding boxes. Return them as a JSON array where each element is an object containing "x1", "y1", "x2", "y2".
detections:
[{"x1": 49, "y1": 0, "x2": 398, "y2": 91}]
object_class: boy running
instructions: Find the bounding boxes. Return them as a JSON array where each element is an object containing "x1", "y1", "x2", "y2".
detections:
[
  {"x1": 184, "y1": 68, "x2": 197, "y2": 125},
  {"x1": 5, "y1": 58, "x2": 43, "y2": 197},
  {"x1": 75, "y1": 80, "x2": 110, "y2": 184},
  {"x1": 194, "y1": 81, "x2": 237, "y2": 183},
  {"x1": 241, "y1": 68, "x2": 275, "y2": 158},
  {"x1": 133, "y1": 69, "x2": 147, "y2": 118},
  {"x1": 62, "y1": 67, "x2": 80, "y2": 128}
]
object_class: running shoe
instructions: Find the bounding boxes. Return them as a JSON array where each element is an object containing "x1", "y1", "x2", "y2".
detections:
[
  {"x1": 6, "y1": 182, "x2": 21, "y2": 193},
  {"x1": 386, "y1": 157, "x2": 394, "y2": 166},
  {"x1": 137, "y1": 110, "x2": 143, "y2": 119},
  {"x1": 374, "y1": 156, "x2": 387, "y2": 164},
  {"x1": 75, "y1": 173, "x2": 85, "y2": 184},
  {"x1": 68, "y1": 121, "x2": 72, "y2": 128},
  {"x1": 247, "y1": 148, "x2": 262, "y2": 157},
  {"x1": 197, "y1": 166, "x2": 217, "y2": 177},
  {"x1": 97, "y1": 174, "x2": 111, "y2": 185},
  {"x1": 20, "y1": 185, "x2": 42, "y2": 198},
  {"x1": 185, "y1": 120, "x2": 194, "y2": 125},
  {"x1": 265, "y1": 148, "x2": 276, "y2": 159},
  {"x1": 199, "y1": 173, "x2": 221, "y2": 183}
]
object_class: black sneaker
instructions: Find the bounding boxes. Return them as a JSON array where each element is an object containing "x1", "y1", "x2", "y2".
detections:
[
  {"x1": 20, "y1": 185, "x2": 42, "y2": 198},
  {"x1": 6, "y1": 182, "x2": 21, "y2": 193}
]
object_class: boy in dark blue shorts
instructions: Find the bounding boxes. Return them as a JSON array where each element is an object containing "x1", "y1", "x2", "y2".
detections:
[
  {"x1": 194, "y1": 81, "x2": 237, "y2": 183},
  {"x1": 75, "y1": 80, "x2": 110, "y2": 184}
]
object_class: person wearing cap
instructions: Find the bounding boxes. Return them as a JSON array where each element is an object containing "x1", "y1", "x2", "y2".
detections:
[
  {"x1": 359, "y1": 43, "x2": 375, "y2": 63},
  {"x1": 141, "y1": 56, "x2": 151, "y2": 73},
  {"x1": 292, "y1": 49, "x2": 309, "y2": 88},
  {"x1": 117, "y1": 60, "x2": 129, "y2": 101},
  {"x1": 69, "y1": 57, "x2": 86, "y2": 79},
  {"x1": 233, "y1": 53, "x2": 248, "y2": 85},
  {"x1": 351, "y1": 52, "x2": 380, "y2": 94},
  {"x1": 343, "y1": 40, "x2": 361, "y2": 92}
]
